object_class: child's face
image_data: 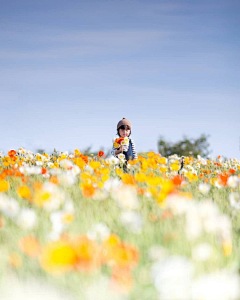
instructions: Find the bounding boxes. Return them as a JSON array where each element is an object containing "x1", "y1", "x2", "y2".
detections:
[{"x1": 119, "y1": 126, "x2": 131, "y2": 138}]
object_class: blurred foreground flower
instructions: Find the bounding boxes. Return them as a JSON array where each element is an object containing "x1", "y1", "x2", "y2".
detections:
[
  {"x1": 40, "y1": 236, "x2": 101, "y2": 275},
  {"x1": 151, "y1": 256, "x2": 194, "y2": 300},
  {"x1": 1, "y1": 276, "x2": 76, "y2": 300}
]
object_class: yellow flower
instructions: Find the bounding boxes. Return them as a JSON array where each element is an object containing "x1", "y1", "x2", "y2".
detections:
[
  {"x1": 101, "y1": 174, "x2": 109, "y2": 182},
  {"x1": 98, "y1": 181, "x2": 104, "y2": 188},
  {"x1": 158, "y1": 157, "x2": 167, "y2": 165},
  {"x1": 116, "y1": 168, "x2": 123, "y2": 176},
  {"x1": 146, "y1": 176, "x2": 162, "y2": 186},
  {"x1": 40, "y1": 240, "x2": 78, "y2": 275},
  {"x1": 170, "y1": 163, "x2": 179, "y2": 171},
  {"x1": 99, "y1": 168, "x2": 110, "y2": 175},
  {"x1": 161, "y1": 180, "x2": 174, "y2": 194},
  {"x1": 210, "y1": 178, "x2": 217, "y2": 185},
  {"x1": 73, "y1": 236, "x2": 101, "y2": 272},
  {"x1": 184, "y1": 157, "x2": 190, "y2": 165},
  {"x1": 89, "y1": 161, "x2": 101, "y2": 170},
  {"x1": 62, "y1": 213, "x2": 74, "y2": 224},
  {"x1": 74, "y1": 149, "x2": 80, "y2": 155},
  {"x1": 135, "y1": 173, "x2": 147, "y2": 183},
  {"x1": 0, "y1": 180, "x2": 10, "y2": 192},
  {"x1": 103, "y1": 234, "x2": 121, "y2": 248},
  {"x1": 156, "y1": 192, "x2": 168, "y2": 208},
  {"x1": 147, "y1": 152, "x2": 155, "y2": 158},
  {"x1": 222, "y1": 240, "x2": 232, "y2": 257},
  {"x1": 159, "y1": 166, "x2": 167, "y2": 173},
  {"x1": 36, "y1": 154, "x2": 42, "y2": 161},
  {"x1": 73, "y1": 158, "x2": 86, "y2": 169},
  {"x1": 186, "y1": 172, "x2": 198, "y2": 182},
  {"x1": 17, "y1": 185, "x2": 31, "y2": 199}
]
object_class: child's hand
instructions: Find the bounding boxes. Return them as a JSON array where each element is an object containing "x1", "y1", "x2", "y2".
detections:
[{"x1": 115, "y1": 146, "x2": 123, "y2": 155}]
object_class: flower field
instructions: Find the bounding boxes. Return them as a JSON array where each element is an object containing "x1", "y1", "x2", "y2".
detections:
[{"x1": 0, "y1": 148, "x2": 240, "y2": 300}]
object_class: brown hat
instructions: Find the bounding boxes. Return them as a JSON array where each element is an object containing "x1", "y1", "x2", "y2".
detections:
[{"x1": 117, "y1": 118, "x2": 131, "y2": 130}]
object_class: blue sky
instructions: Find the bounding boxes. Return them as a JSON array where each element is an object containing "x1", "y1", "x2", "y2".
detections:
[{"x1": 0, "y1": 0, "x2": 239, "y2": 158}]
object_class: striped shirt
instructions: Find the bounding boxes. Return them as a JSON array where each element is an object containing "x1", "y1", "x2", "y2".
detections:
[{"x1": 111, "y1": 138, "x2": 138, "y2": 160}]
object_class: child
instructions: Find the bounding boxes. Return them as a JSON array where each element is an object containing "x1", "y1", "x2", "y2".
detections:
[{"x1": 111, "y1": 118, "x2": 138, "y2": 163}]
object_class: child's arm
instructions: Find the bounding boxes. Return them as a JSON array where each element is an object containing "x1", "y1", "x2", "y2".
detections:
[
  {"x1": 131, "y1": 139, "x2": 138, "y2": 160},
  {"x1": 111, "y1": 145, "x2": 123, "y2": 157}
]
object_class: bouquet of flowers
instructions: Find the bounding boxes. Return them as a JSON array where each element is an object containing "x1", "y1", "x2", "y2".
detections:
[{"x1": 113, "y1": 137, "x2": 129, "y2": 149}]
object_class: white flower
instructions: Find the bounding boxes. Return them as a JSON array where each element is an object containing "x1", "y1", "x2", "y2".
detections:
[
  {"x1": 151, "y1": 256, "x2": 194, "y2": 300},
  {"x1": 49, "y1": 210, "x2": 74, "y2": 241},
  {"x1": 117, "y1": 153, "x2": 125, "y2": 160},
  {"x1": 16, "y1": 209, "x2": 37, "y2": 229},
  {"x1": 199, "y1": 183, "x2": 210, "y2": 195},
  {"x1": 192, "y1": 270, "x2": 240, "y2": 300},
  {"x1": 227, "y1": 176, "x2": 239, "y2": 188},
  {"x1": 197, "y1": 155, "x2": 207, "y2": 165},
  {"x1": 192, "y1": 243, "x2": 213, "y2": 261},
  {"x1": 40, "y1": 182, "x2": 67, "y2": 212},
  {"x1": 103, "y1": 178, "x2": 122, "y2": 192},
  {"x1": 229, "y1": 192, "x2": 240, "y2": 210},
  {"x1": 0, "y1": 194, "x2": 20, "y2": 219},
  {"x1": 92, "y1": 189, "x2": 109, "y2": 201},
  {"x1": 84, "y1": 165, "x2": 94, "y2": 173},
  {"x1": 87, "y1": 223, "x2": 110, "y2": 241},
  {"x1": 216, "y1": 215, "x2": 232, "y2": 240},
  {"x1": 112, "y1": 185, "x2": 139, "y2": 210},
  {"x1": 42, "y1": 173, "x2": 50, "y2": 179},
  {"x1": 106, "y1": 156, "x2": 119, "y2": 165},
  {"x1": 59, "y1": 159, "x2": 73, "y2": 169},
  {"x1": 215, "y1": 180, "x2": 222, "y2": 189},
  {"x1": 185, "y1": 210, "x2": 203, "y2": 240},
  {"x1": 19, "y1": 166, "x2": 42, "y2": 175},
  {"x1": 58, "y1": 173, "x2": 76, "y2": 187},
  {"x1": 166, "y1": 194, "x2": 191, "y2": 215},
  {"x1": 120, "y1": 211, "x2": 143, "y2": 233},
  {"x1": 49, "y1": 168, "x2": 62, "y2": 175},
  {"x1": 71, "y1": 165, "x2": 80, "y2": 176}
]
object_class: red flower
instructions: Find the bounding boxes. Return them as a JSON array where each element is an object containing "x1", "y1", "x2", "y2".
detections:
[
  {"x1": 172, "y1": 175, "x2": 183, "y2": 186},
  {"x1": 41, "y1": 168, "x2": 47, "y2": 175},
  {"x1": 8, "y1": 150, "x2": 17, "y2": 157},
  {"x1": 98, "y1": 151, "x2": 104, "y2": 157},
  {"x1": 218, "y1": 173, "x2": 229, "y2": 186}
]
